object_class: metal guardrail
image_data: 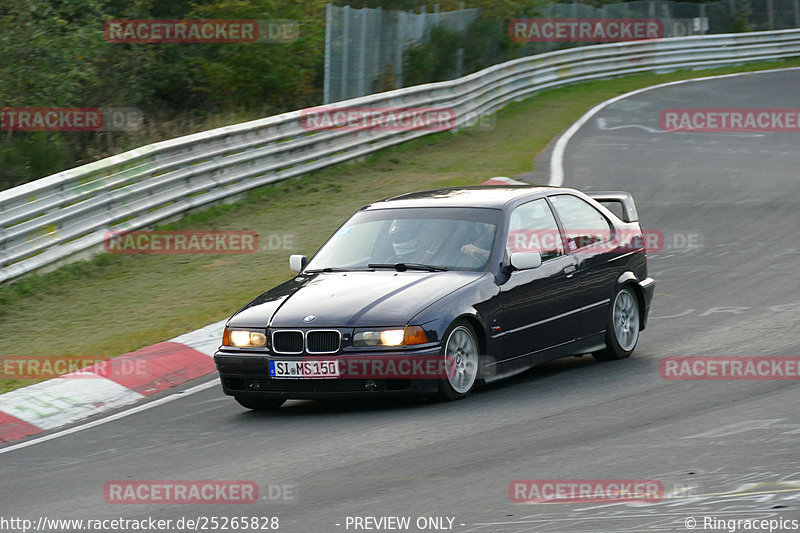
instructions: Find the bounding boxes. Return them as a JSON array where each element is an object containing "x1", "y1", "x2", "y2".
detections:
[{"x1": 2, "y1": 29, "x2": 800, "y2": 283}]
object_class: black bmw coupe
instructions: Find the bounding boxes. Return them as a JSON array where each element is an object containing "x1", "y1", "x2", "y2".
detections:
[{"x1": 214, "y1": 185, "x2": 654, "y2": 410}]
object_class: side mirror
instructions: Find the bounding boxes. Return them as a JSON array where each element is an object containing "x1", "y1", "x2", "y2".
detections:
[
  {"x1": 509, "y1": 251, "x2": 542, "y2": 271},
  {"x1": 289, "y1": 254, "x2": 308, "y2": 272}
]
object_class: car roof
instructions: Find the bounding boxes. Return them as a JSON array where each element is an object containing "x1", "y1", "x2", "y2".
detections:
[{"x1": 364, "y1": 185, "x2": 572, "y2": 210}]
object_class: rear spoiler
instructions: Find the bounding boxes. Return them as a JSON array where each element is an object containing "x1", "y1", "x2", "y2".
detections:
[{"x1": 587, "y1": 191, "x2": 639, "y2": 223}]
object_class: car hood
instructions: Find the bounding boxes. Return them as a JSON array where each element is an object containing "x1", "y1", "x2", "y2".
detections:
[{"x1": 229, "y1": 271, "x2": 486, "y2": 328}]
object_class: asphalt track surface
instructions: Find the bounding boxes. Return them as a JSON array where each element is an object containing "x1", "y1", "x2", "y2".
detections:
[{"x1": 2, "y1": 70, "x2": 799, "y2": 533}]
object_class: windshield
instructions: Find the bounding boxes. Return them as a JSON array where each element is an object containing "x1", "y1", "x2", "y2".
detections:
[{"x1": 305, "y1": 207, "x2": 502, "y2": 272}]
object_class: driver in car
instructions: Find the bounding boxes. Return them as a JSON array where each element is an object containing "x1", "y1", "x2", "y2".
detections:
[
  {"x1": 385, "y1": 219, "x2": 492, "y2": 268},
  {"x1": 388, "y1": 219, "x2": 423, "y2": 261}
]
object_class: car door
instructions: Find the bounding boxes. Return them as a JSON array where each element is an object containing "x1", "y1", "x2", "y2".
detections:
[
  {"x1": 499, "y1": 198, "x2": 579, "y2": 364},
  {"x1": 549, "y1": 194, "x2": 619, "y2": 340}
]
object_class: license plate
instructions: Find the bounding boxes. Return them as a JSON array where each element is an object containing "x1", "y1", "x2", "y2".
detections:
[{"x1": 269, "y1": 360, "x2": 340, "y2": 379}]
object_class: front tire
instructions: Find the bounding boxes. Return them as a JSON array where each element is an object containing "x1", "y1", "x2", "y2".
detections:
[
  {"x1": 235, "y1": 397, "x2": 286, "y2": 411},
  {"x1": 593, "y1": 286, "x2": 640, "y2": 361},
  {"x1": 438, "y1": 320, "x2": 480, "y2": 401}
]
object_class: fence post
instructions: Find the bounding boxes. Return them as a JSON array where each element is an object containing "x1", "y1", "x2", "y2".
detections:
[
  {"x1": 727, "y1": 0, "x2": 737, "y2": 30},
  {"x1": 767, "y1": 0, "x2": 775, "y2": 28},
  {"x1": 396, "y1": 11, "x2": 405, "y2": 88},
  {"x1": 324, "y1": 3, "x2": 332, "y2": 103},
  {"x1": 359, "y1": 9, "x2": 367, "y2": 97},
  {"x1": 794, "y1": 0, "x2": 800, "y2": 27},
  {"x1": 661, "y1": 2, "x2": 672, "y2": 32},
  {"x1": 374, "y1": 7, "x2": 382, "y2": 91},
  {"x1": 341, "y1": 5, "x2": 350, "y2": 101},
  {"x1": 700, "y1": 3, "x2": 707, "y2": 33}
]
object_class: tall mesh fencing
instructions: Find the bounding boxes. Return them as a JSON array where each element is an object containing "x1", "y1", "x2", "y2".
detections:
[
  {"x1": 324, "y1": 0, "x2": 800, "y2": 103},
  {"x1": 324, "y1": 4, "x2": 479, "y2": 103}
]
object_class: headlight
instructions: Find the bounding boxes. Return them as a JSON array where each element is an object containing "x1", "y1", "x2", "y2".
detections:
[
  {"x1": 353, "y1": 326, "x2": 429, "y2": 347},
  {"x1": 222, "y1": 327, "x2": 267, "y2": 348}
]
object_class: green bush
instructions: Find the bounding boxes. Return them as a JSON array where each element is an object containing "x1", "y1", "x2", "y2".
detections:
[
  {"x1": 0, "y1": 133, "x2": 74, "y2": 191},
  {"x1": 0, "y1": 0, "x2": 326, "y2": 192}
]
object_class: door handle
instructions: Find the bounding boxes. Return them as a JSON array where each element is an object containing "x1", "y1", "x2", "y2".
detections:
[{"x1": 564, "y1": 265, "x2": 576, "y2": 277}]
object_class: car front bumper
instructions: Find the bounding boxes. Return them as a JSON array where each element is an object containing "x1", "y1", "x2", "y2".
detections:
[{"x1": 214, "y1": 347, "x2": 444, "y2": 400}]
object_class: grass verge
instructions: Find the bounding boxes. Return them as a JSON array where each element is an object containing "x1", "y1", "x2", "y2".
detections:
[{"x1": 2, "y1": 58, "x2": 799, "y2": 394}]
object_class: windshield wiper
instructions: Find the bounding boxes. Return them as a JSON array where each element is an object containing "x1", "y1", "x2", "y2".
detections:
[{"x1": 367, "y1": 263, "x2": 448, "y2": 272}]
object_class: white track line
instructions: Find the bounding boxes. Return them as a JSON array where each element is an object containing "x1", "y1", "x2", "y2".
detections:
[
  {"x1": 549, "y1": 67, "x2": 800, "y2": 186},
  {"x1": 0, "y1": 379, "x2": 219, "y2": 455}
]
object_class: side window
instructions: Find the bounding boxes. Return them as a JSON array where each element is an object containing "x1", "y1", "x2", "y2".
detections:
[
  {"x1": 506, "y1": 199, "x2": 564, "y2": 262},
  {"x1": 550, "y1": 194, "x2": 612, "y2": 251}
]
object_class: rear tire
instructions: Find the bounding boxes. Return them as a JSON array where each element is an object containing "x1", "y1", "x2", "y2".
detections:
[
  {"x1": 593, "y1": 286, "x2": 640, "y2": 361},
  {"x1": 235, "y1": 397, "x2": 286, "y2": 411},
  {"x1": 438, "y1": 320, "x2": 480, "y2": 401}
]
